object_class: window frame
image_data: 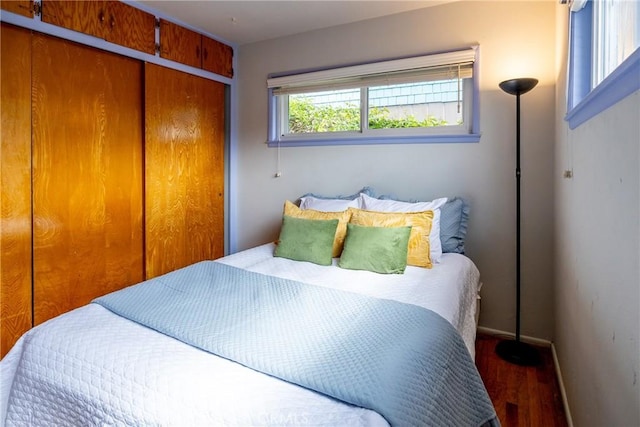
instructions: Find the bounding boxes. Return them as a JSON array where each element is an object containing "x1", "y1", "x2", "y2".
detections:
[
  {"x1": 266, "y1": 47, "x2": 481, "y2": 147},
  {"x1": 565, "y1": 0, "x2": 640, "y2": 130}
]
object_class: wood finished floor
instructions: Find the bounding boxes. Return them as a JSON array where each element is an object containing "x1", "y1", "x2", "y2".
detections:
[{"x1": 475, "y1": 334, "x2": 568, "y2": 427}]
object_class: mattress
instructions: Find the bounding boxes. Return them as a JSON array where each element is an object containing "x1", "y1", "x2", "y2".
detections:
[{"x1": 1, "y1": 243, "x2": 483, "y2": 426}]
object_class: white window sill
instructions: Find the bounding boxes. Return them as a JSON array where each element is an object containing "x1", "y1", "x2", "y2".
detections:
[{"x1": 266, "y1": 133, "x2": 481, "y2": 147}]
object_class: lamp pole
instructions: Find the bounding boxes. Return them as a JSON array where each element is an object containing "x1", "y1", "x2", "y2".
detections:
[
  {"x1": 515, "y1": 86, "x2": 522, "y2": 344},
  {"x1": 495, "y1": 77, "x2": 540, "y2": 366}
]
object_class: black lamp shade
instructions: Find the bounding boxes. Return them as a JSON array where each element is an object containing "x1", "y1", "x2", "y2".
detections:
[{"x1": 499, "y1": 78, "x2": 538, "y2": 96}]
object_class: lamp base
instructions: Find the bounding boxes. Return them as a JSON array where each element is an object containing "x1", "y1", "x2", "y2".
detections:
[{"x1": 495, "y1": 339, "x2": 540, "y2": 366}]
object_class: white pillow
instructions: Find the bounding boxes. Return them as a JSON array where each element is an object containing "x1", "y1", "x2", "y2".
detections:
[
  {"x1": 299, "y1": 195, "x2": 361, "y2": 212},
  {"x1": 360, "y1": 193, "x2": 447, "y2": 263}
]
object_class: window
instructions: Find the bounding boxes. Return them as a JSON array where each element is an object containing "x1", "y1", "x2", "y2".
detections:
[
  {"x1": 565, "y1": 0, "x2": 640, "y2": 129},
  {"x1": 591, "y1": 0, "x2": 639, "y2": 86},
  {"x1": 267, "y1": 47, "x2": 479, "y2": 147}
]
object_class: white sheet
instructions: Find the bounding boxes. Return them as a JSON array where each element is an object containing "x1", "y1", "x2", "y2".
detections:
[{"x1": 0, "y1": 243, "x2": 481, "y2": 426}]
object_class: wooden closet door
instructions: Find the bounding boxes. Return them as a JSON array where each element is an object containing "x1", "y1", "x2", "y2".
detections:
[
  {"x1": 41, "y1": 0, "x2": 108, "y2": 39},
  {"x1": 0, "y1": 0, "x2": 34, "y2": 17},
  {"x1": 1, "y1": 24, "x2": 32, "y2": 357},
  {"x1": 202, "y1": 35, "x2": 233, "y2": 78},
  {"x1": 159, "y1": 19, "x2": 202, "y2": 69},
  {"x1": 32, "y1": 34, "x2": 144, "y2": 325},
  {"x1": 104, "y1": 1, "x2": 155, "y2": 54},
  {"x1": 145, "y1": 63, "x2": 225, "y2": 279}
]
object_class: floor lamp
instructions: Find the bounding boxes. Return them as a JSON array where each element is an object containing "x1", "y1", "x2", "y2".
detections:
[{"x1": 495, "y1": 77, "x2": 541, "y2": 366}]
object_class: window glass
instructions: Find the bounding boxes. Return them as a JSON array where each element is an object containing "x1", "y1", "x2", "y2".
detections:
[
  {"x1": 565, "y1": 0, "x2": 640, "y2": 129},
  {"x1": 288, "y1": 89, "x2": 360, "y2": 134},
  {"x1": 592, "y1": 0, "x2": 639, "y2": 86},
  {"x1": 367, "y1": 80, "x2": 462, "y2": 130},
  {"x1": 267, "y1": 47, "x2": 479, "y2": 146}
]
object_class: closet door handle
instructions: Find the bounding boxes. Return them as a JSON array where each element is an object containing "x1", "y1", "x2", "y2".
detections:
[
  {"x1": 196, "y1": 45, "x2": 201, "y2": 59},
  {"x1": 203, "y1": 48, "x2": 208, "y2": 61}
]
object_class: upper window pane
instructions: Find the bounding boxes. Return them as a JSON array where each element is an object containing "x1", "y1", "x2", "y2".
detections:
[
  {"x1": 592, "y1": 0, "x2": 639, "y2": 86},
  {"x1": 565, "y1": 0, "x2": 640, "y2": 129}
]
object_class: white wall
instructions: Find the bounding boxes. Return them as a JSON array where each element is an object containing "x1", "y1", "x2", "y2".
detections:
[
  {"x1": 236, "y1": 1, "x2": 556, "y2": 339},
  {"x1": 554, "y1": 5, "x2": 640, "y2": 426}
]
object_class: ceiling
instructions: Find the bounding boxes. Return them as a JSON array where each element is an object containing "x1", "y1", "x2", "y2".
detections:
[{"x1": 138, "y1": 1, "x2": 454, "y2": 46}]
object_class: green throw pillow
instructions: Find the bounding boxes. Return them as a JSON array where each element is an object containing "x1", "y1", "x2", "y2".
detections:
[
  {"x1": 275, "y1": 215, "x2": 339, "y2": 266},
  {"x1": 339, "y1": 223, "x2": 412, "y2": 274}
]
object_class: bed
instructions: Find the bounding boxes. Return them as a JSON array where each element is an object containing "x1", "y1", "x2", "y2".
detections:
[{"x1": 0, "y1": 193, "x2": 499, "y2": 427}]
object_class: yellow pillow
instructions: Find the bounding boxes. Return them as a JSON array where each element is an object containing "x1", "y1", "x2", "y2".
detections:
[
  {"x1": 283, "y1": 200, "x2": 352, "y2": 257},
  {"x1": 348, "y1": 208, "x2": 434, "y2": 268}
]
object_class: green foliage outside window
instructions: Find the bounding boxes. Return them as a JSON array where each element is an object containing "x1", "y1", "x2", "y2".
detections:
[
  {"x1": 288, "y1": 97, "x2": 360, "y2": 133},
  {"x1": 368, "y1": 107, "x2": 449, "y2": 129},
  {"x1": 288, "y1": 97, "x2": 448, "y2": 133}
]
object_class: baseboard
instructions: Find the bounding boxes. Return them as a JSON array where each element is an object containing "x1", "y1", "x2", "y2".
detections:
[
  {"x1": 551, "y1": 343, "x2": 574, "y2": 427},
  {"x1": 476, "y1": 326, "x2": 552, "y2": 347},
  {"x1": 476, "y1": 326, "x2": 574, "y2": 427}
]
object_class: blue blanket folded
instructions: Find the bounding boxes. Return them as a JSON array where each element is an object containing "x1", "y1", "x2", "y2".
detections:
[{"x1": 94, "y1": 261, "x2": 499, "y2": 427}]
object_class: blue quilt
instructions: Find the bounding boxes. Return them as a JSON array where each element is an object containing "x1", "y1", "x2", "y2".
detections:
[{"x1": 94, "y1": 261, "x2": 499, "y2": 427}]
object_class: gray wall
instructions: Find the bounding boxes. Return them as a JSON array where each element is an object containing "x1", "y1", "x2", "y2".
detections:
[
  {"x1": 236, "y1": 1, "x2": 556, "y2": 339},
  {"x1": 554, "y1": 6, "x2": 640, "y2": 426}
]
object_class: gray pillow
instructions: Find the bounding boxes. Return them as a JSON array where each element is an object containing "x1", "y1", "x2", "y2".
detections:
[{"x1": 438, "y1": 197, "x2": 469, "y2": 254}]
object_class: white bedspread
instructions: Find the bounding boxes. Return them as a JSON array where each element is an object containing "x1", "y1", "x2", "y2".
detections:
[{"x1": 0, "y1": 243, "x2": 481, "y2": 426}]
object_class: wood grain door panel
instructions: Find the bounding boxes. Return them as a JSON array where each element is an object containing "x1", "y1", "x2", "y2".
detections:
[
  {"x1": 202, "y1": 35, "x2": 233, "y2": 78},
  {"x1": 1, "y1": 24, "x2": 33, "y2": 357},
  {"x1": 145, "y1": 63, "x2": 225, "y2": 279},
  {"x1": 41, "y1": 0, "x2": 107, "y2": 39},
  {"x1": 105, "y1": 1, "x2": 155, "y2": 54},
  {"x1": 0, "y1": 0, "x2": 34, "y2": 17},
  {"x1": 159, "y1": 19, "x2": 202, "y2": 69},
  {"x1": 31, "y1": 34, "x2": 144, "y2": 325}
]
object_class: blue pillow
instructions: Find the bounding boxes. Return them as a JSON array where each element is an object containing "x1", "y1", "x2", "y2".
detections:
[
  {"x1": 439, "y1": 197, "x2": 469, "y2": 254},
  {"x1": 379, "y1": 195, "x2": 469, "y2": 254}
]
